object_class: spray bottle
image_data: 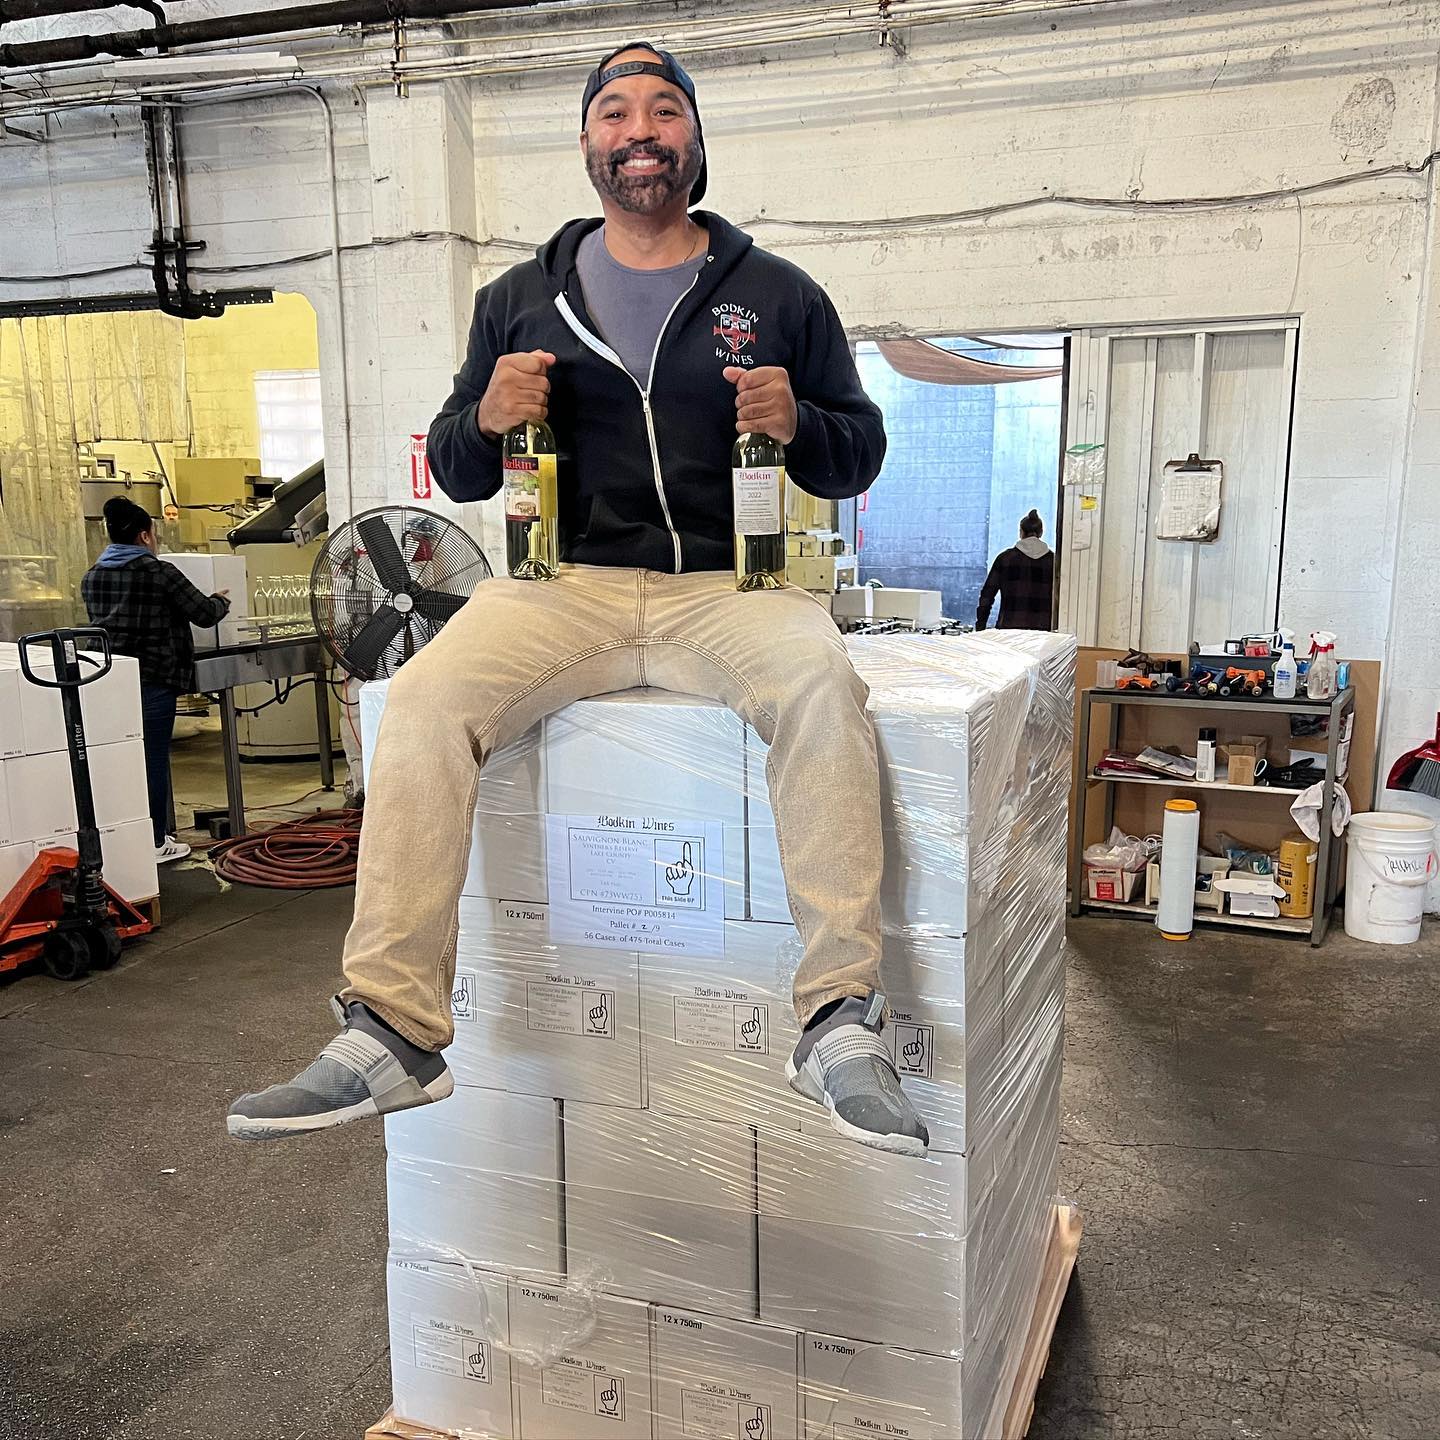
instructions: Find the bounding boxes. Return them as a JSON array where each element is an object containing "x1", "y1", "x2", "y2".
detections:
[
  {"x1": 1272, "y1": 642, "x2": 1298, "y2": 700},
  {"x1": 1306, "y1": 631, "x2": 1338, "y2": 701}
]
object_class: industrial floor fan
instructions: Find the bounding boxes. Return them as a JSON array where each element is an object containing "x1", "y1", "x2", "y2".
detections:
[{"x1": 311, "y1": 507, "x2": 492, "y2": 681}]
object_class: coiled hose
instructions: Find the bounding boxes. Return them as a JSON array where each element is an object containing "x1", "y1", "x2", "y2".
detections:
[{"x1": 209, "y1": 809, "x2": 362, "y2": 889}]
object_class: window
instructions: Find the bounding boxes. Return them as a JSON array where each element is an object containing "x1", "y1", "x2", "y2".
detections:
[{"x1": 255, "y1": 369, "x2": 324, "y2": 483}]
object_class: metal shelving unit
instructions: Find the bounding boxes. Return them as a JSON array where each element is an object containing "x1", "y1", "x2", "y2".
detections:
[{"x1": 1070, "y1": 686, "x2": 1356, "y2": 945}]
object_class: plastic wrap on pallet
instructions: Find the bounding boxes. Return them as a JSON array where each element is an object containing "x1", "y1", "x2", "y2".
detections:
[{"x1": 363, "y1": 631, "x2": 1076, "y2": 1440}]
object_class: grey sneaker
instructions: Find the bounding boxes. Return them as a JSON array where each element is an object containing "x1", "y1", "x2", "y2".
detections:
[
  {"x1": 785, "y1": 991, "x2": 930, "y2": 1157},
  {"x1": 227, "y1": 997, "x2": 453, "y2": 1141}
]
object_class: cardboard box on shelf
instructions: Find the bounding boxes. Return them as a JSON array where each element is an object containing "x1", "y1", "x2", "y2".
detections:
[
  {"x1": 1219, "y1": 735, "x2": 1268, "y2": 787},
  {"x1": 448, "y1": 898, "x2": 643, "y2": 1107},
  {"x1": 565, "y1": 1106, "x2": 758, "y2": 1319},
  {"x1": 651, "y1": 1307, "x2": 800, "y2": 1440},
  {"x1": 1215, "y1": 873, "x2": 1287, "y2": 918},
  {"x1": 509, "y1": 1283, "x2": 654, "y2": 1440},
  {"x1": 385, "y1": 1087, "x2": 564, "y2": 1276},
  {"x1": 1084, "y1": 864, "x2": 1142, "y2": 903},
  {"x1": 386, "y1": 1257, "x2": 515, "y2": 1440},
  {"x1": 545, "y1": 692, "x2": 747, "y2": 922}
]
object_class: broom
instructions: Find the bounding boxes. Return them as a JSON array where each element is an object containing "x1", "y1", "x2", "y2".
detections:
[{"x1": 1387, "y1": 712, "x2": 1440, "y2": 798}]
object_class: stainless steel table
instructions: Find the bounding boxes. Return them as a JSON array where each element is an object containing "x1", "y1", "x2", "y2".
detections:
[{"x1": 192, "y1": 634, "x2": 335, "y2": 838}]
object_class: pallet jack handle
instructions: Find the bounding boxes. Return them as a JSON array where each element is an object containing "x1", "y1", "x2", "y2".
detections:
[
  {"x1": 18, "y1": 628, "x2": 114, "y2": 905},
  {"x1": 17, "y1": 627, "x2": 113, "y2": 690}
]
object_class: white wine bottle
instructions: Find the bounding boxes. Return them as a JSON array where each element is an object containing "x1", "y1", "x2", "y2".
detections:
[
  {"x1": 503, "y1": 420, "x2": 559, "y2": 581},
  {"x1": 732, "y1": 431, "x2": 786, "y2": 592}
]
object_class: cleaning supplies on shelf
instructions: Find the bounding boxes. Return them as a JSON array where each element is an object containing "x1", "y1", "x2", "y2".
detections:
[
  {"x1": 1272, "y1": 643, "x2": 1298, "y2": 700},
  {"x1": 1195, "y1": 728, "x2": 1217, "y2": 783},
  {"x1": 1156, "y1": 799, "x2": 1201, "y2": 940},
  {"x1": 1306, "y1": 632, "x2": 1338, "y2": 700}
]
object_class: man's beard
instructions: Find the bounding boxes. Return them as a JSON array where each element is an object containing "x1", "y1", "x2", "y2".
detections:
[{"x1": 586, "y1": 136, "x2": 703, "y2": 214}]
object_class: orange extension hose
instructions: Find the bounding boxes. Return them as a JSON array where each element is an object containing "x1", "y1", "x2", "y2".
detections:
[{"x1": 209, "y1": 810, "x2": 362, "y2": 889}]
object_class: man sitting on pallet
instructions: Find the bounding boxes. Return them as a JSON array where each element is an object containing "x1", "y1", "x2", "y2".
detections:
[{"x1": 228, "y1": 43, "x2": 928, "y2": 1157}]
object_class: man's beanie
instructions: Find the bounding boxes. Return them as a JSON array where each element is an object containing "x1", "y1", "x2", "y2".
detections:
[{"x1": 581, "y1": 42, "x2": 707, "y2": 207}]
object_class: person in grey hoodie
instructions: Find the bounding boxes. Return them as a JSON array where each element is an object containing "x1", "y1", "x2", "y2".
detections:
[{"x1": 976, "y1": 509, "x2": 1054, "y2": 631}]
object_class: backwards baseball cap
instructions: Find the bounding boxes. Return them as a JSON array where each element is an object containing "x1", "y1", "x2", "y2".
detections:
[{"x1": 580, "y1": 41, "x2": 707, "y2": 207}]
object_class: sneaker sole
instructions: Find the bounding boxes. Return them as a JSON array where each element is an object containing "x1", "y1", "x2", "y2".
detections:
[
  {"x1": 784, "y1": 1055, "x2": 928, "y2": 1158},
  {"x1": 226, "y1": 1067, "x2": 454, "y2": 1141}
]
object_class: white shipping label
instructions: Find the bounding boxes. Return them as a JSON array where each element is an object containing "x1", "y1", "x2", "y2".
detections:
[
  {"x1": 452, "y1": 967, "x2": 478, "y2": 1025},
  {"x1": 526, "y1": 978, "x2": 615, "y2": 1038},
  {"x1": 542, "y1": 1361, "x2": 626, "y2": 1421},
  {"x1": 546, "y1": 814, "x2": 725, "y2": 959},
  {"x1": 886, "y1": 1017, "x2": 937, "y2": 1080},
  {"x1": 674, "y1": 993, "x2": 769, "y2": 1056},
  {"x1": 682, "y1": 1388, "x2": 772, "y2": 1439},
  {"x1": 411, "y1": 1315, "x2": 493, "y2": 1385},
  {"x1": 833, "y1": 1422, "x2": 933, "y2": 1440},
  {"x1": 732, "y1": 466, "x2": 784, "y2": 536}
]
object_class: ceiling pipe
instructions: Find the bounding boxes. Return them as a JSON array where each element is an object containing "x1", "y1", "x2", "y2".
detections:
[
  {"x1": 0, "y1": 0, "x2": 158, "y2": 17},
  {"x1": 1, "y1": 0, "x2": 543, "y2": 67}
]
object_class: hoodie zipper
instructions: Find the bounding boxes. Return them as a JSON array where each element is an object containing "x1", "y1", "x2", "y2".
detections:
[{"x1": 555, "y1": 272, "x2": 702, "y2": 574}]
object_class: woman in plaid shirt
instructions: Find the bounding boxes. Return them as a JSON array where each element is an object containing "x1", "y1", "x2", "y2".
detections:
[
  {"x1": 80, "y1": 497, "x2": 231, "y2": 864},
  {"x1": 976, "y1": 508, "x2": 1055, "y2": 632}
]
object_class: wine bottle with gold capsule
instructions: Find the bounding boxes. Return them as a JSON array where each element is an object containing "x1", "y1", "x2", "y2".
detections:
[
  {"x1": 732, "y1": 430, "x2": 786, "y2": 591},
  {"x1": 503, "y1": 420, "x2": 559, "y2": 581}
]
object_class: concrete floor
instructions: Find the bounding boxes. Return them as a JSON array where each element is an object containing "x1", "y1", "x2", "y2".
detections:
[{"x1": 2, "y1": 736, "x2": 1436, "y2": 1437}]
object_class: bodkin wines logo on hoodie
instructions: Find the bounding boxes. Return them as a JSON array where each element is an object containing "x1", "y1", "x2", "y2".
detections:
[{"x1": 713, "y1": 303, "x2": 759, "y2": 366}]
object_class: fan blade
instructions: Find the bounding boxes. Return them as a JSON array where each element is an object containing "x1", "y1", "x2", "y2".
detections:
[
  {"x1": 341, "y1": 602, "x2": 407, "y2": 679},
  {"x1": 357, "y1": 514, "x2": 411, "y2": 594},
  {"x1": 411, "y1": 587, "x2": 470, "y2": 626}
]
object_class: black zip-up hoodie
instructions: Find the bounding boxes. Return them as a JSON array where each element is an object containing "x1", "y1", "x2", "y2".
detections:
[{"x1": 427, "y1": 212, "x2": 886, "y2": 573}]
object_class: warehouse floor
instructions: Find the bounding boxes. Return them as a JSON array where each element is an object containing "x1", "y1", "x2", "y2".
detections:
[{"x1": 2, "y1": 743, "x2": 1436, "y2": 1438}]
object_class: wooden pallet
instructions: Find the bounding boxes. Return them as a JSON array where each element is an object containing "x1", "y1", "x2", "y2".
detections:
[
  {"x1": 1000, "y1": 1202, "x2": 1083, "y2": 1439},
  {"x1": 133, "y1": 894, "x2": 161, "y2": 930},
  {"x1": 367, "y1": 1204, "x2": 1082, "y2": 1440}
]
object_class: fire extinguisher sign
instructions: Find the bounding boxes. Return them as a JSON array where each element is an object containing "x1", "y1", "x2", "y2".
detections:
[{"x1": 410, "y1": 434, "x2": 432, "y2": 500}]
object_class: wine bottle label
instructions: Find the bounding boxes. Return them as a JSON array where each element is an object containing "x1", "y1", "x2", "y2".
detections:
[
  {"x1": 504, "y1": 454, "x2": 556, "y2": 520},
  {"x1": 732, "y1": 465, "x2": 784, "y2": 536}
]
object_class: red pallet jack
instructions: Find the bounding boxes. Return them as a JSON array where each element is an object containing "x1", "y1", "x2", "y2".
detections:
[{"x1": 0, "y1": 629, "x2": 153, "y2": 981}]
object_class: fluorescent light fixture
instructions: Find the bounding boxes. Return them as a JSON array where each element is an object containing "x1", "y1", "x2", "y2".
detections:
[{"x1": 99, "y1": 53, "x2": 300, "y2": 81}]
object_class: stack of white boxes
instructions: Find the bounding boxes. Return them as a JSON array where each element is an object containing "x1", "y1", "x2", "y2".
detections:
[
  {"x1": 362, "y1": 630, "x2": 1075, "y2": 1439},
  {"x1": 0, "y1": 643, "x2": 159, "y2": 905}
]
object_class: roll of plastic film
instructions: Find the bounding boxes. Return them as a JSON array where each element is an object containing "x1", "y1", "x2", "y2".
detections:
[{"x1": 1156, "y1": 798, "x2": 1200, "y2": 940}]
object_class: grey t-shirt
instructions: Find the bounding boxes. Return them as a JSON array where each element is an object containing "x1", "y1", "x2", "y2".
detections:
[{"x1": 576, "y1": 226, "x2": 708, "y2": 386}]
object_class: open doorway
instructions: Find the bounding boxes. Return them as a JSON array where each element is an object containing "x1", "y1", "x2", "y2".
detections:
[{"x1": 851, "y1": 335, "x2": 1065, "y2": 627}]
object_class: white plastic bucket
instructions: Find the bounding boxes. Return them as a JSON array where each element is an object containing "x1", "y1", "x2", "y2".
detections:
[{"x1": 1343, "y1": 811, "x2": 1438, "y2": 945}]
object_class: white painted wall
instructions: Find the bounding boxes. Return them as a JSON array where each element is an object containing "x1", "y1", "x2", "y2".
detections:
[{"x1": 2, "y1": 0, "x2": 1439, "y2": 829}]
